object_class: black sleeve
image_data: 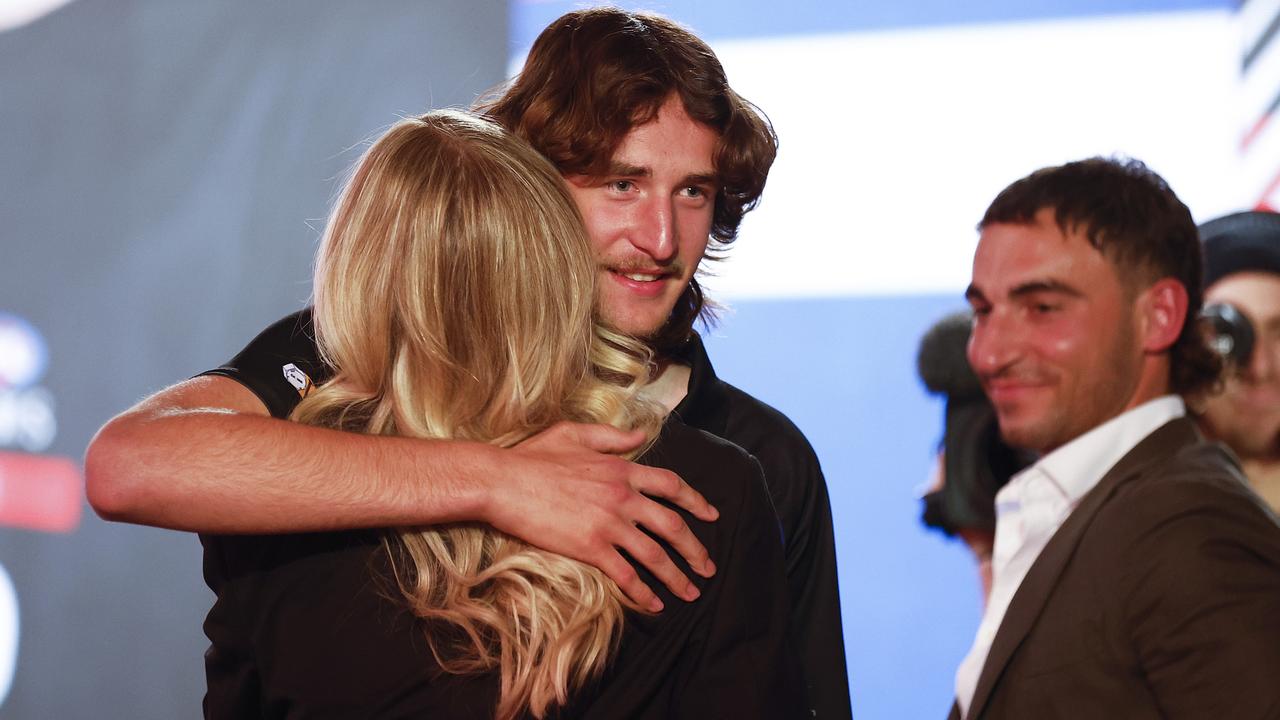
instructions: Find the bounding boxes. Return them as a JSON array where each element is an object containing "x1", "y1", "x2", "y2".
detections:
[
  {"x1": 725, "y1": 396, "x2": 851, "y2": 719},
  {"x1": 776, "y1": 441, "x2": 851, "y2": 720},
  {"x1": 199, "y1": 309, "x2": 331, "y2": 419},
  {"x1": 668, "y1": 447, "x2": 808, "y2": 720}
]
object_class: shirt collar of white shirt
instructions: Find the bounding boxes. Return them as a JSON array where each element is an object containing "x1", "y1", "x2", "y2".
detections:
[{"x1": 1023, "y1": 394, "x2": 1186, "y2": 506}]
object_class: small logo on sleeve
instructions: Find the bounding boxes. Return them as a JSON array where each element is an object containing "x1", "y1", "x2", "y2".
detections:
[{"x1": 281, "y1": 363, "x2": 314, "y2": 398}]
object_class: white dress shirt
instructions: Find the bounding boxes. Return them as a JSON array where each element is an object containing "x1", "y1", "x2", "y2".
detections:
[{"x1": 954, "y1": 395, "x2": 1186, "y2": 718}]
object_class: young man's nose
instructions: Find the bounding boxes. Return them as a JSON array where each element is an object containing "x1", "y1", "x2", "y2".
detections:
[{"x1": 628, "y1": 197, "x2": 677, "y2": 261}]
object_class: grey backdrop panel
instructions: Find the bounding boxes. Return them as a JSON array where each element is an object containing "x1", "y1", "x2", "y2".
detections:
[{"x1": 0, "y1": 1, "x2": 507, "y2": 716}]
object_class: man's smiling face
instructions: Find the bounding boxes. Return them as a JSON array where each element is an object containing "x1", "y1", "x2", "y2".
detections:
[
  {"x1": 965, "y1": 208, "x2": 1148, "y2": 454},
  {"x1": 564, "y1": 95, "x2": 719, "y2": 339}
]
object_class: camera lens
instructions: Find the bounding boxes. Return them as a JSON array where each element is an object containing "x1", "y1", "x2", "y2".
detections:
[{"x1": 1200, "y1": 302, "x2": 1255, "y2": 368}]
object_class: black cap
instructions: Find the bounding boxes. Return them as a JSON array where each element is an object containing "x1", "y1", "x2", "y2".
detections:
[{"x1": 1200, "y1": 210, "x2": 1280, "y2": 287}]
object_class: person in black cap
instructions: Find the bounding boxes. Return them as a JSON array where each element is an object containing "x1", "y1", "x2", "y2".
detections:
[
  {"x1": 917, "y1": 310, "x2": 1032, "y2": 602},
  {"x1": 1197, "y1": 210, "x2": 1280, "y2": 512}
]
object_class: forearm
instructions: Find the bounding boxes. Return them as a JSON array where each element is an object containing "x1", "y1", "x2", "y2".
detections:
[
  {"x1": 85, "y1": 379, "x2": 497, "y2": 533},
  {"x1": 86, "y1": 376, "x2": 717, "y2": 606}
]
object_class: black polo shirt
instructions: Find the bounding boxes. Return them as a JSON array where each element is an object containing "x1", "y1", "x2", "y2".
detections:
[{"x1": 203, "y1": 309, "x2": 852, "y2": 718}]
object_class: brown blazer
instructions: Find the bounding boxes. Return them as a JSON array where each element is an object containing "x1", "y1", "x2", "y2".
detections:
[{"x1": 951, "y1": 418, "x2": 1280, "y2": 720}]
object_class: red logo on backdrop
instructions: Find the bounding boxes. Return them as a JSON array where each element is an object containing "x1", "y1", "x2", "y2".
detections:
[
  {"x1": 0, "y1": 313, "x2": 81, "y2": 532},
  {"x1": 0, "y1": 452, "x2": 81, "y2": 533}
]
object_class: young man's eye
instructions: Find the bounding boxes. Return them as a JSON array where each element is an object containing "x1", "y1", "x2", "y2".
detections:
[
  {"x1": 681, "y1": 185, "x2": 715, "y2": 200},
  {"x1": 609, "y1": 180, "x2": 635, "y2": 192}
]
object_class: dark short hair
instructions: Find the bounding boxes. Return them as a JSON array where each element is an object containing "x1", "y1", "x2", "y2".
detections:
[
  {"x1": 477, "y1": 8, "x2": 778, "y2": 350},
  {"x1": 979, "y1": 157, "x2": 1221, "y2": 397}
]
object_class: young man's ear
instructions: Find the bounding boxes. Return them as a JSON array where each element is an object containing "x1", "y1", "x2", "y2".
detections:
[{"x1": 1137, "y1": 277, "x2": 1189, "y2": 353}]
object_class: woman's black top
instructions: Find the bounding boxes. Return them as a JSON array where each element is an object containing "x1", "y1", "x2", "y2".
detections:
[{"x1": 201, "y1": 419, "x2": 805, "y2": 719}]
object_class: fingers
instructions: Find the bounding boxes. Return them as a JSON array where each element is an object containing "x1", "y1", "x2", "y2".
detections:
[
  {"x1": 531, "y1": 422, "x2": 720, "y2": 524},
  {"x1": 614, "y1": 524, "x2": 702, "y2": 605},
  {"x1": 631, "y1": 465, "x2": 719, "y2": 523},
  {"x1": 501, "y1": 420, "x2": 720, "y2": 608},
  {"x1": 631, "y1": 497, "x2": 715, "y2": 580},
  {"x1": 597, "y1": 549, "x2": 664, "y2": 613}
]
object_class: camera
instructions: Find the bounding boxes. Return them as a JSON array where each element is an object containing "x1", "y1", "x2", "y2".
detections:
[{"x1": 1200, "y1": 302, "x2": 1255, "y2": 368}]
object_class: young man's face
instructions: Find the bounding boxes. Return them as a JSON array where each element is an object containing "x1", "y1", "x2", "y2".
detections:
[
  {"x1": 965, "y1": 208, "x2": 1148, "y2": 454},
  {"x1": 1199, "y1": 272, "x2": 1280, "y2": 459},
  {"x1": 564, "y1": 95, "x2": 718, "y2": 339}
]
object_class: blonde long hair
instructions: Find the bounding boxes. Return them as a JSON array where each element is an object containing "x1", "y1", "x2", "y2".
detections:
[{"x1": 292, "y1": 110, "x2": 661, "y2": 719}]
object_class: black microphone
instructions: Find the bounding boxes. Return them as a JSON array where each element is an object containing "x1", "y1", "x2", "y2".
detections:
[
  {"x1": 916, "y1": 311, "x2": 982, "y2": 400},
  {"x1": 916, "y1": 311, "x2": 1031, "y2": 536}
]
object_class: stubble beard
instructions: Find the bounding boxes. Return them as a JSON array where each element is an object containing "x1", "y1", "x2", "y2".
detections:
[{"x1": 996, "y1": 323, "x2": 1143, "y2": 455}]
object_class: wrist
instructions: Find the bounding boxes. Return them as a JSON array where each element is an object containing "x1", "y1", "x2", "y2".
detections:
[
  {"x1": 448, "y1": 439, "x2": 503, "y2": 525},
  {"x1": 380, "y1": 434, "x2": 499, "y2": 527}
]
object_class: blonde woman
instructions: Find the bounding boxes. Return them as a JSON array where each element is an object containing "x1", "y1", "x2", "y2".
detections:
[{"x1": 200, "y1": 111, "x2": 802, "y2": 719}]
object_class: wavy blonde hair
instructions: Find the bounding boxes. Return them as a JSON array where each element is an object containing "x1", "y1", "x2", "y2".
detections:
[{"x1": 291, "y1": 110, "x2": 661, "y2": 719}]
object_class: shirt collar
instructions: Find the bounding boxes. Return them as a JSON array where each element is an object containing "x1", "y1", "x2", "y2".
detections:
[
  {"x1": 1015, "y1": 395, "x2": 1187, "y2": 505},
  {"x1": 669, "y1": 332, "x2": 730, "y2": 437}
]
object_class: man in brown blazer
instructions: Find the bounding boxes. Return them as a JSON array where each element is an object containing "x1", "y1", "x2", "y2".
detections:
[{"x1": 951, "y1": 157, "x2": 1280, "y2": 719}]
